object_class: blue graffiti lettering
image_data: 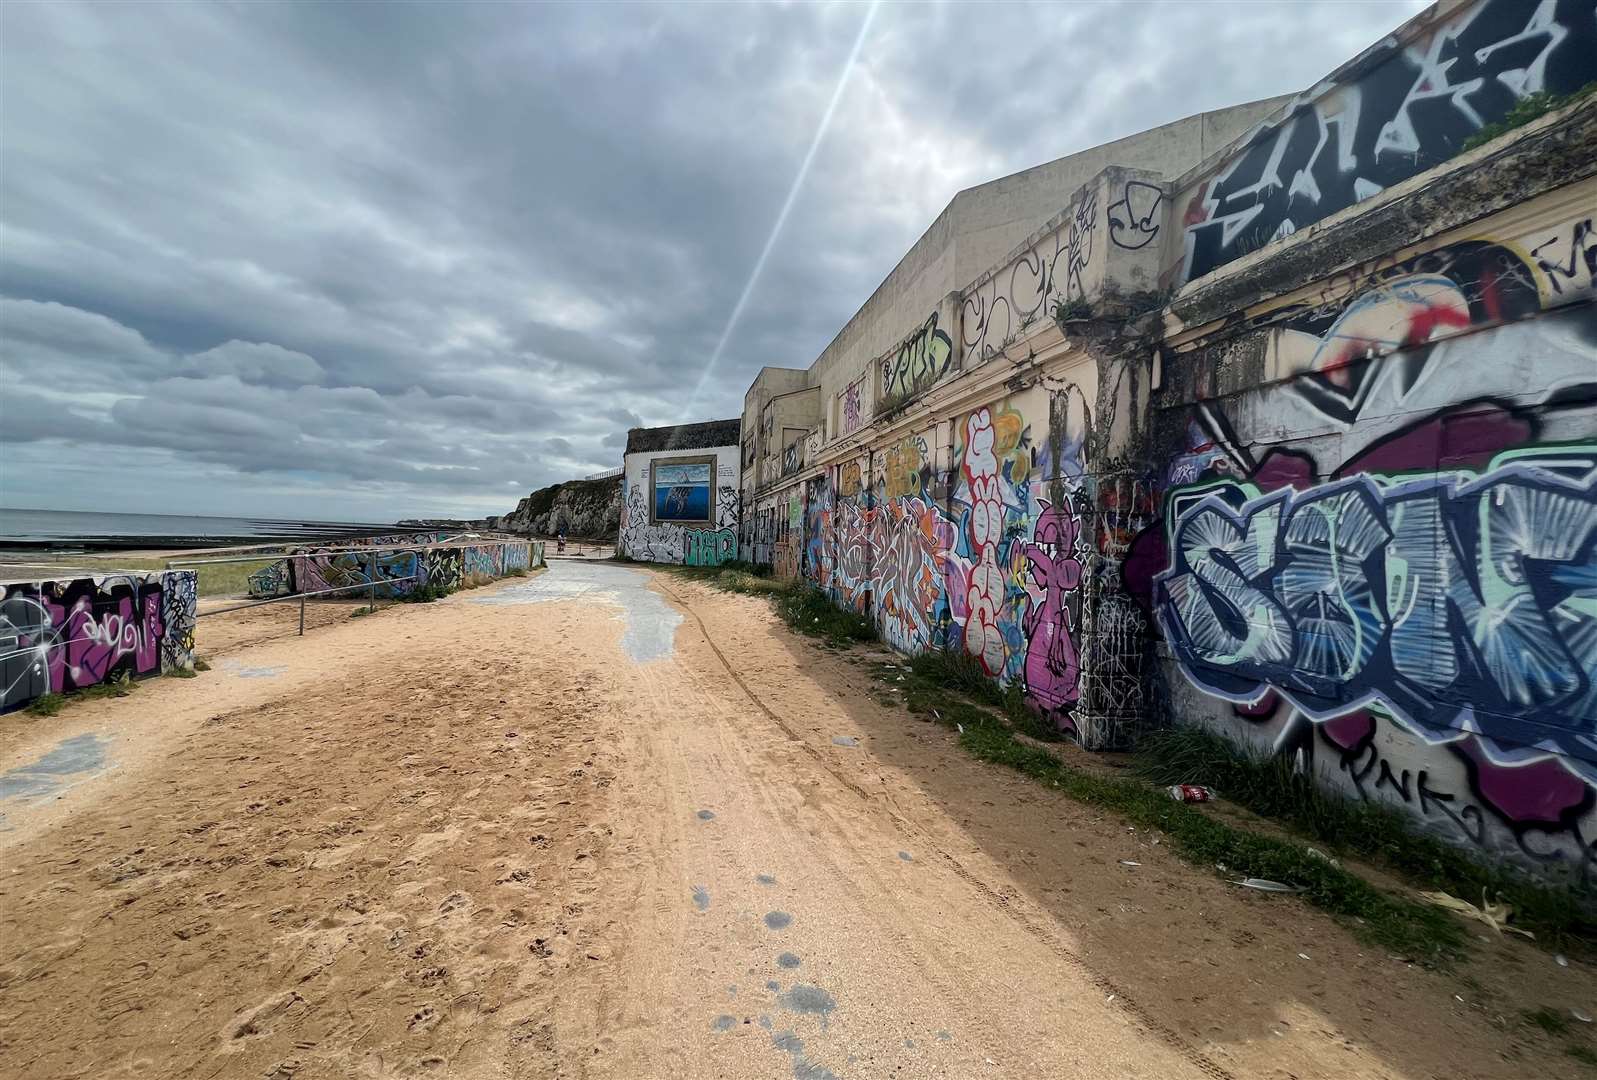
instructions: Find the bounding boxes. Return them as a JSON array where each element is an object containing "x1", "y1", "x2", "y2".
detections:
[{"x1": 1156, "y1": 449, "x2": 1597, "y2": 758}]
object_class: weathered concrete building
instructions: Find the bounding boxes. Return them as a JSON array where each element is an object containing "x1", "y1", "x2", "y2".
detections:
[
  {"x1": 741, "y1": 92, "x2": 1293, "y2": 577},
  {"x1": 735, "y1": 0, "x2": 1597, "y2": 883},
  {"x1": 619, "y1": 419, "x2": 742, "y2": 566}
]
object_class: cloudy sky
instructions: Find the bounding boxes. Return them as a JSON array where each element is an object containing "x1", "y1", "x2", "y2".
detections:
[{"x1": 1, "y1": 0, "x2": 1424, "y2": 522}]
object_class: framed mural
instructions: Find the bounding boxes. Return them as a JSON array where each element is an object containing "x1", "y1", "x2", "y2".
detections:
[{"x1": 652, "y1": 458, "x2": 714, "y2": 523}]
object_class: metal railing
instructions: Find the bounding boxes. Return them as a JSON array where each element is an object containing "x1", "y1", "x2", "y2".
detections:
[
  {"x1": 540, "y1": 538, "x2": 612, "y2": 559},
  {"x1": 169, "y1": 548, "x2": 424, "y2": 635}
]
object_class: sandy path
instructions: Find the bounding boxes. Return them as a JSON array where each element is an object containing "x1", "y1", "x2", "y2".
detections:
[{"x1": 0, "y1": 562, "x2": 1589, "y2": 1079}]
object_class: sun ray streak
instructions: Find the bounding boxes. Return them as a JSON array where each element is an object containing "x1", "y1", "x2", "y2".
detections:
[{"x1": 685, "y1": 1, "x2": 881, "y2": 414}]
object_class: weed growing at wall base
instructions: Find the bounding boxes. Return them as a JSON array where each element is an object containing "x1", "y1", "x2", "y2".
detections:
[
  {"x1": 658, "y1": 563, "x2": 871, "y2": 642},
  {"x1": 1134, "y1": 727, "x2": 1597, "y2": 950},
  {"x1": 951, "y1": 713, "x2": 1466, "y2": 963},
  {"x1": 25, "y1": 673, "x2": 139, "y2": 717},
  {"x1": 865, "y1": 651, "x2": 1467, "y2": 961},
  {"x1": 26, "y1": 693, "x2": 65, "y2": 717},
  {"x1": 775, "y1": 586, "x2": 876, "y2": 647},
  {"x1": 903, "y1": 648, "x2": 1051, "y2": 736}
]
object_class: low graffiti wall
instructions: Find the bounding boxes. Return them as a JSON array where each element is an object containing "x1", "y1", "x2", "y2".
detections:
[
  {"x1": 290, "y1": 549, "x2": 425, "y2": 599},
  {"x1": 248, "y1": 531, "x2": 448, "y2": 598},
  {"x1": 1, "y1": 569, "x2": 198, "y2": 713},
  {"x1": 418, "y1": 541, "x2": 536, "y2": 591},
  {"x1": 250, "y1": 537, "x2": 536, "y2": 599}
]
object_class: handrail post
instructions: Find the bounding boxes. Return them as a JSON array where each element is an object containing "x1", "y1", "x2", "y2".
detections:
[{"x1": 299, "y1": 590, "x2": 306, "y2": 635}]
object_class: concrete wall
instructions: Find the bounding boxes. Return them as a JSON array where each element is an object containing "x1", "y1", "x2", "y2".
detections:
[
  {"x1": 1, "y1": 569, "x2": 197, "y2": 712},
  {"x1": 249, "y1": 531, "x2": 448, "y2": 598},
  {"x1": 421, "y1": 540, "x2": 537, "y2": 589},
  {"x1": 797, "y1": 97, "x2": 1291, "y2": 427},
  {"x1": 1167, "y1": 0, "x2": 1597, "y2": 286},
  {"x1": 739, "y1": 96, "x2": 1289, "y2": 488},
  {"x1": 727, "y1": 0, "x2": 1597, "y2": 883},
  {"x1": 619, "y1": 443, "x2": 742, "y2": 566},
  {"x1": 1140, "y1": 170, "x2": 1597, "y2": 884},
  {"x1": 761, "y1": 340, "x2": 1153, "y2": 750},
  {"x1": 250, "y1": 532, "x2": 538, "y2": 599}
]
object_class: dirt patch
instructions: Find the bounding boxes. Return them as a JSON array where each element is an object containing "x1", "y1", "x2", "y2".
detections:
[
  {"x1": 655, "y1": 574, "x2": 1597, "y2": 1080},
  {"x1": 0, "y1": 593, "x2": 634, "y2": 1079},
  {"x1": 2, "y1": 563, "x2": 1590, "y2": 1078},
  {"x1": 195, "y1": 597, "x2": 370, "y2": 656}
]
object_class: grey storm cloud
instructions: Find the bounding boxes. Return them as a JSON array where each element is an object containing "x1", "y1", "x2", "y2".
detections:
[{"x1": 0, "y1": 0, "x2": 1425, "y2": 520}]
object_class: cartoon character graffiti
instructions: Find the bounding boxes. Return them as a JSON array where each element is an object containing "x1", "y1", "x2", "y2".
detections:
[
  {"x1": 1022, "y1": 500, "x2": 1084, "y2": 726},
  {"x1": 945, "y1": 406, "x2": 1032, "y2": 677}
]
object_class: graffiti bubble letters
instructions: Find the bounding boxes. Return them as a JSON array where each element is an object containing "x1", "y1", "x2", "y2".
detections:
[
  {"x1": 1157, "y1": 449, "x2": 1597, "y2": 757},
  {"x1": 684, "y1": 528, "x2": 738, "y2": 568},
  {"x1": 881, "y1": 312, "x2": 954, "y2": 404},
  {"x1": 960, "y1": 409, "x2": 1008, "y2": 675},
  {"x1": 1182, "y1": 0, "x2": 1597, "y2": 279},
  {"x1": 1107, "y1": 180, "x2": 1164, "y2": 250}
]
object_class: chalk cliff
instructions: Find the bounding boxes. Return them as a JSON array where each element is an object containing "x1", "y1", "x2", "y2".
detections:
[{"x1": 486, "y1": 474, "x2": 622, "y2": 539}]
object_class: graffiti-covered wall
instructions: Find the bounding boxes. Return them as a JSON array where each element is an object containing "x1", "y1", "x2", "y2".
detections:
[
  {"x1": 1, "y1": 569, "x2": 197, "y2": 712},
  {"x1": 418, "y1": 541, "x2": 536, "y2": 591},
  {"x1": 619, "y1": 442, "x2": 742, "y2": 566},
  {"x1": 1142, "y1": 184, "x2": 1597, "y2": 883},
  {"x1": 248, "y1": 534, "x2": 533, "y2": 599},
  {"x1": 292, "y1": 548, "x2": 426, "y2": 599},
  {"x1": 768, "y1": 357, "x2": 1155, "y2": 749},
  {"x1": 248, "y1": 531, "x2": 447, "y2": 598},
  {"x1": 728, "y1": 0, "x2": 1594, "y2": 885},
  {"x1": 1172, "y1": 0, "x2": 1597, "y2": 283}
]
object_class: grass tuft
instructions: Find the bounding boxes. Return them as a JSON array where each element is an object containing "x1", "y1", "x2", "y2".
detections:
[
  {"x1": 1463, "y1": 80, "x2": 1597, "y2": 150},
  {"x1": 907, "y1": 648, "x2": 1004, "y2": 705},
  {"x1": 775, "y1": 586, "x2": 877, "y2": 646},
  {"x1": 194, "y1": 658, "x2": 212, "y2": 672},
  {"x1": 26, "y1": 692, "x2": 65, "y2": 717},
  {"x1": 28, "y1": 673, "x2": 140, "y2": 715},
  {"x1": 1135, "y1": 727, "x2": 1597, "y2": 949},
  {"x1": 863, "y1": 651, "x2": 1466, "y2": 962},
  {"x1": 77, "y1": 673, "x2": 137, "y2": 701},
  {"x1": 950, "y1": 720, "x2": 1466, "y2": 963}
]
